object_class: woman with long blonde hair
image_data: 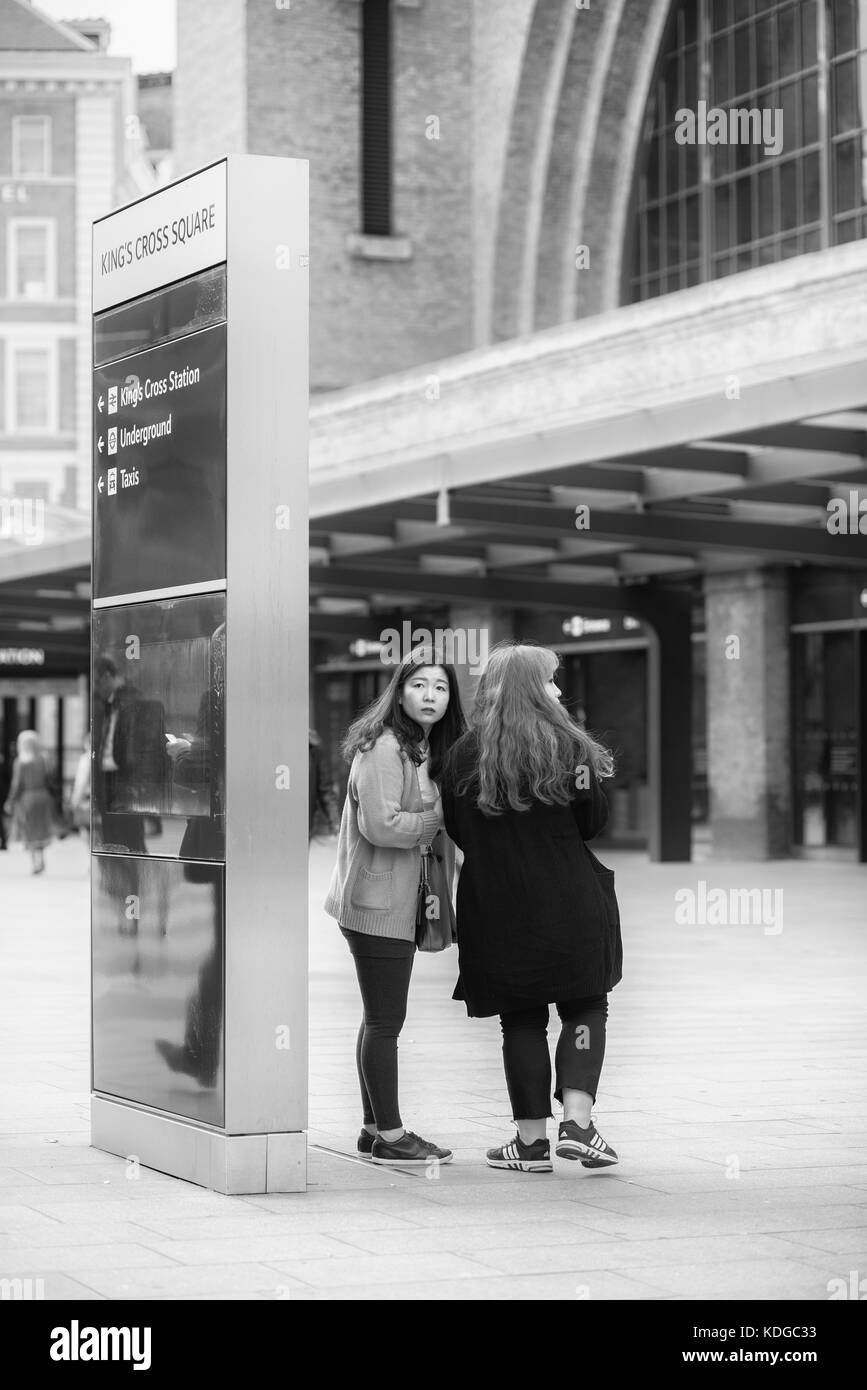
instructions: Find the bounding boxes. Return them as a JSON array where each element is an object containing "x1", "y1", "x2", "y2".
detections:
[{"x1": 441, "y1": 642, "x2": 622, "y2": 1174}]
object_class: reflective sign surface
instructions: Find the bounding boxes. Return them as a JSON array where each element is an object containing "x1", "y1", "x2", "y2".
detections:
[{"x1": 92, "y1": 855, "x2": 225, "y2": 1127}]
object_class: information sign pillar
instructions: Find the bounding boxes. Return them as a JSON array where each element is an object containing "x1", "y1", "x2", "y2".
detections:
[{"x1": 89, "y1": 157, "x2": 308, "y2": 1194}]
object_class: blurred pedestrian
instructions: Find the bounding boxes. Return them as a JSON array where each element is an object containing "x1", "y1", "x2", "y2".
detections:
[
  {"x1": 2, "y1": 730, "x2": 55, "y2": 874},
  {"x1": 0, "y1": 743, "x2": 10, "y2": 851},
  {"x1": 324, "y1": 646, "x2": 465, "y2": 1166},
  {"x1": 309, "y1": 729, "x2": 339, "y2": 840},
  {"x1": 69, "y1": 731, "x2": 92, "y2": 841},
  {"x1": 441, "y1": 642, "x2": 623, "y2": 1174}
]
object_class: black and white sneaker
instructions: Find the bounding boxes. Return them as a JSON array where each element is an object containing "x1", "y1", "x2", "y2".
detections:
[
  {"x1": 370, "y1": 1130, "x2": 453, "y2": 1165},
  {"x1": 357, "y1": 1128, "x2": 376, "y2": 1158},
  {"x1": 486, "y1": 1135, "x2": 552, "y2": 1173},
  {"x1": 556, "y1": 1120, "x2": 618, "y2": 1167}
]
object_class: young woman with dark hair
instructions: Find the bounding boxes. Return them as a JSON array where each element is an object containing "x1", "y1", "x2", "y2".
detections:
[
  {"x1": 325, "y1": 646, "x2": 466, "y2": 1165},
  {"x1": 440, "y1": 642, "x2": 623, "y2": 1174}
]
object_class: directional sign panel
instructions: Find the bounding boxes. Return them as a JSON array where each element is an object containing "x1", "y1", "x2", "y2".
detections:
[{"x1": 92, "y1": 323, "x2": 226, "y2": 602}]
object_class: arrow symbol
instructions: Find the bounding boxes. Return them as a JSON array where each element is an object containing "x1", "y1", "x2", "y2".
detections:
[
  {"x1": 97, "y1": 436, "x2": 104, "y2": 453},
  {"x1": 97, "y1": 395, "x2": 104, "y2": 412},
  {"x1": 97, "y1": 476, "x2": 104, "y2": 493}
]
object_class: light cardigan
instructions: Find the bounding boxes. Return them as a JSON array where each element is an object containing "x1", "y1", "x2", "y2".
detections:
[{"x1": 324, "y1": 729, "x2": 454, "y2": 940}]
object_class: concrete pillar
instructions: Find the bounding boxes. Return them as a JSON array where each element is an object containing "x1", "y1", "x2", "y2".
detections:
[
  {"x1": 704, "y1": 569, "x2": 791, "y2": 859},
  {"x1": 446, "y1": 604, "x2": 515, "y2": 715}
]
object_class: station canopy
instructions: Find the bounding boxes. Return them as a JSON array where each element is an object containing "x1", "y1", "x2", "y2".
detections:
[{"x1": 3, "y1": 242, "x2": 867, "y2": 662}]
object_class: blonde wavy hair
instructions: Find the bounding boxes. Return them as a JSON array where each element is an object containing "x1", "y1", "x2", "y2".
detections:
[{"x1": 453, "y1": 642, "x2": 614, "y2": 815}]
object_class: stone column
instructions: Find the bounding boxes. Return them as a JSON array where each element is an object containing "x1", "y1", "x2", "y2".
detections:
[
  {"x1": 446, "y1": 604, "x2": 515, "y2": 715},
  {"x1": 704, "y1": 569, "x2": 791, "y2": 859}
]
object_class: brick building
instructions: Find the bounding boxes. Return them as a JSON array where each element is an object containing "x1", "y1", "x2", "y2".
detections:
[{"x1": 0, "y1": 0, "x2": 153, "y2": 789}]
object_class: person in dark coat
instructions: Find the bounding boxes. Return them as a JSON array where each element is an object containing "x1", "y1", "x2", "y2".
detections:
[
  {"x1": 2, "y1": 730, "x2": 55, "y2": 873},
  {"x1": 309, "y1": 729, "x2": 338, "y2": 840},
  {"x1": 440, "y1": 641, "x2": 623, "y2": 1175}
]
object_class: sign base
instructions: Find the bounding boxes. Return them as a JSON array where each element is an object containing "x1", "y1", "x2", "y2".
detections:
[{"x1": 91, "y1": 1097, "x2": 306, "y2": 1194}]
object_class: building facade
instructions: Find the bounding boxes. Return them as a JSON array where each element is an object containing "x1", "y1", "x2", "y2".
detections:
[{"x1": 0, "y1": 0, "x2": 153, "y2": 793}]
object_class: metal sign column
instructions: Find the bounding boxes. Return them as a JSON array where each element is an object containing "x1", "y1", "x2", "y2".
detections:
[{"x1": 88, "y1": 156, "x2": 308, "y2": 1194}]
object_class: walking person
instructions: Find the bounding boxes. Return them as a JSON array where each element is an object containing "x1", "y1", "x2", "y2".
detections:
[
  {"x1": 440, "y1": 642, "x2": 623, "y2": 1174},
  {"x1": 2, "y1": 730, "x2": 56, "y2": 875},
  {"x1": 69, "y1": 731, "x2": 92, "y2": 842},
  {"x1": 324, "y1": 646, "x2": 466, "y2": 1165}
]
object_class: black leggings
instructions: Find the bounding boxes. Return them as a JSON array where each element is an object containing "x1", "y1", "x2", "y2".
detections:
[
  {"x1": 499, "y1": 995, "x2": 609, "y2": 1120},
  {"x1": 341, "y1": 928, "x2": 415, "y2": 1132}
]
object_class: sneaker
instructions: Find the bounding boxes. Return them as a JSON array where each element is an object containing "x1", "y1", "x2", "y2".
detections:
[
  {"x1": 486, "y1": 1135, "x2": 552, "y2": 1173},
  {"x1": 357, "y1": 1128, "x2": 376, "y2": 1158},
  {"x1": 556, "y1": 1119, "x2": 618, "y2": 1168},
  {"x1": 370, "y1": 1130, "x2": 453, "y2": 1165}
]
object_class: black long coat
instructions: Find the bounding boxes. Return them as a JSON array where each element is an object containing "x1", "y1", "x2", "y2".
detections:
[{"x1": 440, "y1": 735, "x2": 623, "y2": 1018}]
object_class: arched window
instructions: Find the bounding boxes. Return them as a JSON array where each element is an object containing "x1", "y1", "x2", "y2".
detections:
[{"x1": 628, "y1": 0, "x2": 867, "y2": 301}]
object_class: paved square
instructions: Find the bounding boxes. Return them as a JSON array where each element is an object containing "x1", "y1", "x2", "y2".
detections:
[{"x1": 1, "y1": 837, "x2": 865, "y2": 1300}]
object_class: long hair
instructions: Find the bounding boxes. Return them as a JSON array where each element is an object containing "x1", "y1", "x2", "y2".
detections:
[
  {"x1": 454, "y1": 641, "x2": 614, "y2": 814},
  {"x1": 342, "y1": 645, "x2": 467, "y2": 780},
  {"x1": 16, "y1": 730, "x2": 41, "y2": 764}
]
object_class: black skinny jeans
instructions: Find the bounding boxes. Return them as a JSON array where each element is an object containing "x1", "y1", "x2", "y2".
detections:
[
  {"x1": 499, "y1": 995, "x2": 609, "y2": 1120},
  {"x1": 341, "y1": 928, "x2": 415, "y2": 1132}
]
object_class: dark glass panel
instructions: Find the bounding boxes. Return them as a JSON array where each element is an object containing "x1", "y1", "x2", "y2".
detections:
[
  {"x1": 833, "y1": 58, "x2": 859, "y2": 132},
  {"x1": 646, "y1": 205, "x2": 662, "y2": 272},
  {"x1": 778, "y1": 3, "x2": 800, "y2": 78},
  {"x1": 802, "y1": 227, "x2": 821, "y2": 249},
  {"x1": 664, "y1": 198, "x2": 682, "y2": 264},
  {"x1": 686, "y1": 192, "x2": 701, "y2": 254},
  {"x1": 734, "y1": 0, "x2": 752, "y2": 22},
  {"x1": 684, "y1": 44, "x2": 699, "y2": 107},
  {"x1": 683, "y1": 3, "x2": 698, "y2": 44},
  {"x1": 758, "y1": 162, "x2": 777, "y2": 236},
  {"x1": 834, "y1": 137, "x2": 859, "y2": 210},
  {"x1": 801, "y1": 0, "x2": 818, "y2": 66},
  {"x1": 714, "y1": 181, "x2": 733, "y2": 249},
  {"x1": 802, "y1": 148, "x2": 821, "y2": 218},
  {"x1": 712, "y1": 253, "x2": 736, "y2": 277},
  {"x1": 712, "y1": 0, "x2": 731, "y2": 32},
  {"x1": 735, "y1": 175, "x2": 754, "y2": 243},
  {"x1": 734, "y1": 23, "x2": 753, "y2": 94},
  {"x1": 757, "y1": 239, "x2": 779, "y2": 263},
  {"x1": 646, "y1": 135, "x2": 662, "y2": 199},
  {"x1": 756, "y1": 14, "x2": 777, "y2": 89},
  {"x1": 712, "y1": 33, "x2": 731, "y2": 103},
  {"x1": 686, "y1": 261, "x2": 702, "y2": 285},
  {"x1": 781, "y1": 80, "x2": 800, "y2": 152},
  {"x1": 832, "y1": 0, "x2": 857, "y2": 55},
  {"x1": 780, "y1": 157, "x2": 800, "y2": 225},
  {"x1": 780, "y1": 232, "x2": 802, "y2": 256},
  {"x1": 737, "y1": 248, "x2": 755, "y2": 269},
  {"x1": 734, "y1": 123, "x2": 754, "y2": 170},
  {"x1": 645, "y1": 276, "x2": 662, "y2": 298},
  {"x1": 803, "y1": 72, "x2": 819, "y2": 144}
]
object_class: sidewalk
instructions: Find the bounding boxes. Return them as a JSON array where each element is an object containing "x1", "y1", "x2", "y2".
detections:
[{"x1": 1, "y1": 834, "x2": 866, "y2": 1301}]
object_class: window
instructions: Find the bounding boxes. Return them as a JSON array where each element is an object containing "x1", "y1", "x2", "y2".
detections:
[
  {"x1": 8, "y1": 220, "x2": 56, "y2": 300},
  {"x1": 628, "y1": 0, "x2": 867, "y2": 302},
  {"x1": 9, "y1": 345, "x2": 56, "y2": 433},
  {"x1": 12, "y1": 116, "x2": 51, "y2": 177},
  {"x1": 361, "y1": 0, "x2": 392, "y2": 235}
]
